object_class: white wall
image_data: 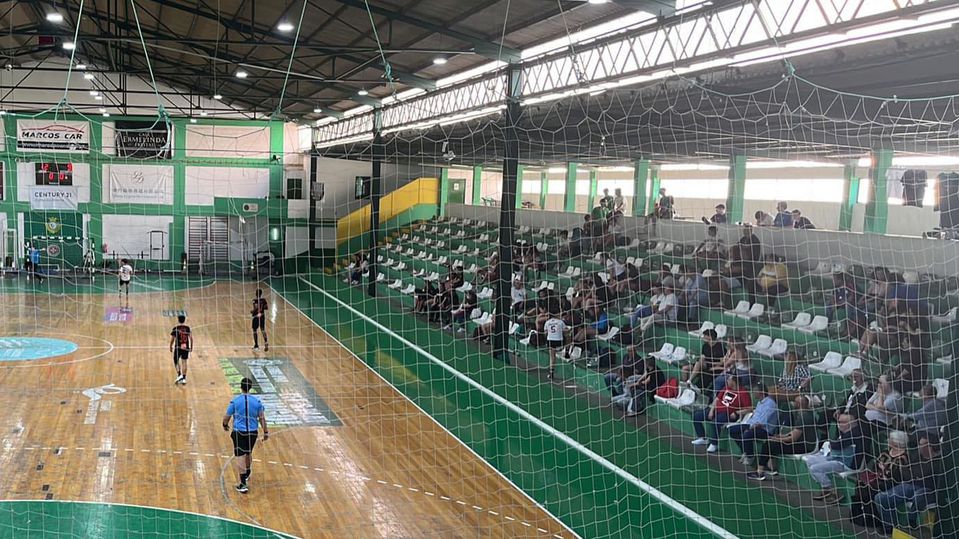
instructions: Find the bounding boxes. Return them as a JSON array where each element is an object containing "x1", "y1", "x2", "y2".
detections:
[
  {"x1": 102, "y1": 214, "x2": 173, "y2": 260},
  {"x1": 285, "y1": 226, "x2": 311, "y2": 257},
  {"x1": 184, "y1": 166, "x2": 270, "y2": 206},
  {"x1": 228, "y1": 217, "x2": 268, "y2": 261},
  {"x1": 185, "y1": 125, "x2": 272, "y2": 159}
]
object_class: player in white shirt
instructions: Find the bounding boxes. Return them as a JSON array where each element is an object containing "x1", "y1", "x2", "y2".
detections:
[
  {"x1": 118, "y1": 259, "x2": 133, "y2": 308},
  {"x1": 543, "y1": 312, "x2": 567, "y2": 381}
]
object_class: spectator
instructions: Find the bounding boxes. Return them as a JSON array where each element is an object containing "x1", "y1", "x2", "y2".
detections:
[
  {"x1": 769, "y1": 349, "x2": 811, "y2": 403},
  {"x1": 901, "y1": 384, "x2": 946, "y2": 440},
  {"x1": 702, "y1": 203, "x2": 727, "y2": 225},
  {"x1": 654, "y1": 188, "x2": 674, "y2": 219},
  {"x1": 572, "y1": 302, "x2": 609, "y2": 351},
  {"x1": 414, "y1": 280, "x2": 438, "y2": 314},
  {"x1": 874, "y1": 435, "x2": 942, "y2": 533},
  {"x1": 612, "y1": 188, "x2": 626, "y2": 213},
  {"x1": 634, "y1": 284, "x2": 678, "y2": 336},
  {"x1": 677, "y1": 266, "x2": 707, "y2": 323},
  {"x1": 807, "y1": 414, "x2": 867, "y2": 504},
  {"x1": 718, "y1": 244, "x2": 745, "y2": 308},
  {"x1": 606, "y1": 211, "x2": 627, "y2": 248},
  {"x1": 890, "y1": 334, "x2": 928, "y2": 395},
  {"x1": 792, "y1": 209, "x2": 815, "y2": 229},
  {"x1": 600, "y1": 188, "x2": 614, "y2": 209},
  {"x1": 738, "y1": 225, "x2": 762, "y2": 303},
  {"x1": 590, "y1": 198, "x2": 610, "y2": 223},
  {"x1": 756, "y1": 253, "x2": 789, "y2": 309},
  {"x1": 691, "y1": 375, "x2": 752, "y2": 453},
  {"x1": 754, "y1": 210, "x2": 774, "y2": 227},
  {"x1": 604, "y1": 346, "x2": 643, "y2": 398},
  {"x1": 862, "y1": 374, "x2": 904, "y2": 456},
  {"x1": 628, "y1": 284, "x2": 664, "y2": 327},
  {"x1": 510, "y1": 276, "x2": 528, "y2": 314},
  {"x1": 850, "y1": 430, "x2": 911, "y2": 528},
  {"x1": 773, "y1": 201, "x2": 793, "y2": 227},
  {"x1": 714, "y1": 340, "x2": 753, "y2": 393},
  {"x1": 447, "y1": 290, "x2": 478, "y2": 333},
  {"x1": 681, "y1": 328, "x2": 726, "y2": 391},
  {"x1": 623, "y1": 356, "x2": 665, "y2": 417},
  {"x1": 728, "y1": 385, "x2": 779, "y2": 464},
  {"x1": 831, "y1": 368, "x2": 871, "y2": 422},
  {"x1": 693, "y1": 225, "x2": 727, "y2": 265},
  {"x1": 747, "y1": 395, "x2": 818, "y2": 481},
  {"x1": 828, "y1": 272, "x2": 866, "y2": 339}
]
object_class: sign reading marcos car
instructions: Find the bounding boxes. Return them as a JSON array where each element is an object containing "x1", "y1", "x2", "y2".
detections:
[{"x1": 17, "y1": 120, "x2": 90, "y2": 153}]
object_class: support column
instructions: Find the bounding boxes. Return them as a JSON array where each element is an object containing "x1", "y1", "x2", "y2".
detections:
[
  {"x1": 538, "y1": 171, "x2": 548, "y2": 210},
  {"x1": 838, "y1": 160, "x2": 860, "y2": 232},
  {"x1": 493, "y1": 63, "x2": 522, "y2": 363},
  {"x1": 563, "y1": 162, "x2": 578, "y2": 212},
  {"x1": 587, "y1": 168, "x2": 599, "y2": 209},
  {"x1": 308, "y1": 153, "x2": 318, "y2": 263},
  {"x1": 725, "y1": 154, "x2": 747, "y2": 224},
  {"x1": 864, "y1": 149, "x2": 893, "y2": 234},
  {"x1": 471, "y1": 165, "x2": 483, "y2": 205},
  {"x1": 632, "y1": 159, "x2": 650, "y2": 217},
  {"x1": 515, "y1": 165, "x2": 526, "y2": 209},
  {"x1": 647, "y1": 166, "x2": 662, "y2": 216},
  {"x1": 438, "y1": 168, "x2": 450, "y2": 217},
  {"x1": 367, "y1": 111, "x2": 383, "y2": 297}
]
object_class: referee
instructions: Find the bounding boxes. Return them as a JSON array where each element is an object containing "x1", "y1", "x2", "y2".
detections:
[{"x1": 222, "y1": 377, "x2": 269, "y2": 493}]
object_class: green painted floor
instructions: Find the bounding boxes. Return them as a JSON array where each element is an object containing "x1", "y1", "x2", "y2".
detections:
[
  {"x1": 0, "y1": 275, "x2": 217, "y2": 295},
  {"x1": 0, "y1": 501, "x2": 295, "y2": 538},
  {"x1": 272, "y1": 274, "x2": 853, "y2": 539}
]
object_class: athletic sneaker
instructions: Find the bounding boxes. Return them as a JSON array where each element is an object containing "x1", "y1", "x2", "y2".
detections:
[
  {"x1": 747, "y1": 471, "x2": 766, "y2": 481},
  {"x1": 175, "y1": 375, "x2": 184, "y2": 384},
  {"x1": 179, "y1": 378, "x2": 187, "y2": 385},
  {"x1": 766, "y1": 469, "x2": 779, "y2": 477},
  {"x1": 264, "y1": 344, "x2": 269, "y2": 352},
  {"x1": 706, "y1": 444, "x2": 718, "y2": 453},
  {"x1": 253, "y1": 345, "x2": 259, "y2": 350},
  {"x1": 691, "y1": 438, "x2": 710, "y2": 446},
  {"x1": 740, "y1": 456, "x2": 754, "y2": 466},
  {"x1": 235, "y1": 483, "x2": 249, "y2": 493}
]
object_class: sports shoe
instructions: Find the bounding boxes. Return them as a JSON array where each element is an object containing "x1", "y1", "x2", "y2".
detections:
[
  {"x1": 746, "y1": 471, "x2": 766, "y2": 481},
  {"x1": 235, "y1": 483, "x2": 249, "y2": 493},
  {"x1": 253, "y1": 345, "x2": 259, "y2": 350},
  {"x1": 691, "y1": 438, "x2": 710, "y2": 446},
  {"x1": 264, "y1": 344, "x2": 269, "y2": 352},
  {"x1": 740, "y1": 456, "x2": 754, "y2": 466},
  {"x1": 766, "y1": 469, "x2": 779, "y2": 477},
  {"x1": 175, "y1": 374, "x2": 184, "y2": 384},
  {"x1": 706, "y1": 444, "x2": 718, "y2": 453},
  {"x1": 178, "y1": 378, "x2": 187, "y2": 385}
]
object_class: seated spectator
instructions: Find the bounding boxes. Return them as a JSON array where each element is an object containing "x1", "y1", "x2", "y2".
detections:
[
  {"x1": 691, "y1": 375, "x2": 752, "y2": 453},
  {"x1": 681, "y1": 328, "x2": 725, "y2": 391},
  {"x1": 728, "y1": 386, "x2": 780, "y2": 463},
  {"x1": 890, "y1": 334, "x2": 928, "y2": 395},
  {"x1": 447, "y1": 290, "x2": 478, "y2": 333},
  {"x1": 634, "y1": 284, "x2": 678, "y2": 337},
  {"x1": 862, "y1": 375, "x2": 904, "y2": 456},
  {"x1": 900, "y1": 384, "x2": 946, "y2": 441},
  {"x1": 874, "y1": 435, "x2": 942, "y2": 533},
  {"x1": 612, "y1": 188, "x2": 626, "y2": 213},
  {"x1": 654, "y1": 188, "x2": 675, "y2": 219},
  {"x1": 807, "y1": 413, "x2": 867, "y2": 504},
  {"x1": 677, "y1": 266, "x2": 708, "y2": 323},
  {"x1": 713, "y1": 340, "x2": 753, "y2": 393},
  {"x1": 414, "y1": 280, "x2": 439, "y2": 314},
  {"x1": 828, "y1": 272, "x2": 865, "y2": 339},
  {"x1": 429, "y1": 282, "x2": 458, "y2": 324},
  {"x1": 572, "y1": 302, "x2": 609, "y2": 351},
  {"x1": 769, "y1": 349, "x2": 811, "y2": 402},
  {"x1": 717, "y1": 244, "x2": 744, "y2": 308},
  {"x1": 791, "y1": 209, "x2": 815, "y2": 229},
  {"x1": 693, "y1": 226, "x2": 727, "y2": 267},
  {"x1": 748, "y1": 394, "x2": 818, "y2": 481},
  {"x1": 702, "y1": 203, "x2": 727, "y2": 225},
  {"x1": 628, "y1": 285, "x2": 664, "y2": 326},
  {"x1": 476, "y1": 252, "x2": 498, "y2": 285},
  {"x1": 622, "y1": 356, "x2": 665, "y2": 417},
  {"x1": 603, "y1": 253, "x2": 629, "y2": 294},
  {"x1": 850, "y1": 430, "x2": 910, "y2": 528},
  {"x1": 604, "y1": 346, "x2": 643, "y2": 398},
  {"x1": 543, "y1": 308, "x2": 567, "y2": 380},
  {"x1": 606, "y1": 211, "x2": 627, "y2": 248},
  {"x1": 773, "y1": 201, "x2": 793, "y2": 227},
  {"x1": 757, "y1": 253, "x2": 789, "y2": 309},
  {"x1": 509, "y1": 276, "x2": 528, "y2": 314},
  {"x1": 862, "y1": 267, "x2": 889, "y2": 318},
  {"x1": 754, "y1": 210, "x2": 774, "y2": 227},
  {"x1": 830, "y1": 368, "x2": 871, "y2": 423}
]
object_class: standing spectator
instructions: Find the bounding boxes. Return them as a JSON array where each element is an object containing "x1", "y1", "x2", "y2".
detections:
[
  {"x1": 600, "y1": 188, "x2": 614, "y2": 209},
  {"x1": 677, "y1": 266, "x2": 707, "y2": 323},
  {"x1": 702, "y1": 204, "x2": 727, "y2": 224},
  {"x1": 757, "y1": 253, "x2": 789, "y2": 309},
  {"x1": 693, "y1": 225, "x2": 727, "y2": 267},
  {"x1": 691, "y1": 376, "x2": 752, "y2": 453},
  {"x1": 807, "y1": 414, "x2": 867, "y2": 504},
  {"x1": 748, "y1": 395, "x2": 819, "y2": 481},
  {"x1": 728, "y1": 386, "x2": 780, "y2": 465},
  {"x1": 791, "y1": 209, "x2": 816, "y2": 229},
  {"x1": 754, "y1": 211, "x2": 774, "y2": 227},
  {"x1": 874, "y1": 435, "x2": 942, "y2": 533},
  {"x1": 773, "y1": 201, "x2": 794, "y2": 227},
  {"x1": 654, "y1": 188, "x2": 674, "y2": 219},
  {"x1": 612, "y1": 188, "x2": 626, "y2": 213},
  {"x1": 738, "y1": 225, "x2": 762, "y2": 303},
  {"x1": 509, "y1": 276, "x2": 528, "y2": 314}
]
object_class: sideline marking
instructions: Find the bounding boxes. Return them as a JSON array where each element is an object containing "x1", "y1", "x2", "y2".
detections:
[{"x1": 298, "y1": 277, "x2": 737, "y2": 539}]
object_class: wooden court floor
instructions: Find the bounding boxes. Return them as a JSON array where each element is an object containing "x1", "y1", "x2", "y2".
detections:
[{"x1": 0, "y1": 281, "x2": 572, "y2": 538}]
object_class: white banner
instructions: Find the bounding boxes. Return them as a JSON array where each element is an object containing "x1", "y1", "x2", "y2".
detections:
[
  {"x1": 28, "y1": 186, "x2": 79, "y2": 210},
  {"x1": 17, "y1": 119, "x2": 90, "y2": 153},
  {"x1": 185, "y1": 125, "x2": 271, "y2": 158},
  {"x1": 104, "y1": 164, "x2": 174, "y2": 204}
]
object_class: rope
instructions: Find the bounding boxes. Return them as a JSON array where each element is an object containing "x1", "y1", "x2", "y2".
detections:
[
  {"x1": 57, "y1": 0, "x2": 86, "y2": 111},
  {"x1": 128, "y1": 0, "x2": 166, "y2": 117},
  {"x1": 361, "y1": 0, "x2": 397, "y2": 97},
  {"x1": 272, "y1": 0, "x2": 310, "y2": 119}
]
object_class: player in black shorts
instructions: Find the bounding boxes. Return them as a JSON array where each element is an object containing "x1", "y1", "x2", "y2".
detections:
[
  {"x1": 251, "y1": 289, "x2": 269, "y2": 351},
  {"x1": 169, "y1": 314, "x2": 193, "y2": 385}
]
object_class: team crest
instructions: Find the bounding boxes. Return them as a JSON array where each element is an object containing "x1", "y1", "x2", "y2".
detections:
[{"x1": 45, "y1": 217, "x2": 63, "y2": 235}]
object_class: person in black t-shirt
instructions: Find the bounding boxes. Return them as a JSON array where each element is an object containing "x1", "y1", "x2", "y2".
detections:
[
  {"x1": 681, "y1": 329, "x2": 726, "y2": 392},
  {"x1": 251, "y1": 289, "x2": 269, "y2": 351},
  {"x1": 737, "y1": 225, "x2": 762, "y2": 303},
  {"x1": 169, "y1": 314, "x2": 193, "y2": 385}
]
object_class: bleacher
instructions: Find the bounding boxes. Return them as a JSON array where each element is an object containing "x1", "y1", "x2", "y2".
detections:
[{"x1": 337, "y1": 214, "x2": 957, "y2": 525}]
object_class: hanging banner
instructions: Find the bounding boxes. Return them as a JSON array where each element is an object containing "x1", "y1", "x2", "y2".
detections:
[
  {"x1": 104, "y1": 164, "x2": 174, "y2": 204},
  {"x1": 17, "y1": 119, "x2": 90, "y2": 153},
  {"x1": 114, "y1": 120, "x2": 172, "y2": 159},
  {"x1": 27, "y1": 186, "x2": 79, "y2": 210}
]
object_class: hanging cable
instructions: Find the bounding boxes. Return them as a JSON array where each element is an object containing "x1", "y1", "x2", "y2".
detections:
[
  {"x1": 57, "y1": 0, "x2": 86, "y2": 110},
  {"x1": 128, "y1": 0, "x2": 166, "y2": 118},
  {"x1": 272, "y1": 0, "x2": 310, "y2": 119},
  {"x1": 362, "y1": 0, "x2": 398, "y2": 97}
]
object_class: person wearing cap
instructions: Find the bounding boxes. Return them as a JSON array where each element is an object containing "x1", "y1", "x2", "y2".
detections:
[{"x1": 223, "y1": 377, "x2": 269, "y2": 493}]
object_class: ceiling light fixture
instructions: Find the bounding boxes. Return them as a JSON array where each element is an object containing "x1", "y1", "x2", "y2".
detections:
[
  {"x1": 190, "y1": 118, "x2": 197, "y2": 123},
  {"x1": 46, "y1": 12, "x2": 64, "y2": 23},
  {"x1": 83, "y1": 73, "x2": 94, "y2": 80},
  {"x1": 62, "y1": 41, "x2": 76, "y2": 50},
  {"x1": 94, "y1": 95, "x2": 102, "y2": 101},
  {"x1": 99, "y1": 107, "x2": 106, "y2": 113},
  {"x1": 89, "y1": 90, "x2": 99, "y2": 96},
  {"x1": 213, "y1": 93, "x2": 223, "y2": 100},
  {"x1": 587, "y1": 0, "x2": 609, "y2": 4},
  {"x1": 200, "y1": 111, "x2": 208, "y2": 117},
  {"x1": 277, "y1": 22, "x2": 294, "y2": 32},
  {"x1": 357, "y1": 89, "x2": 368, "y2": 96},
  {"x1": 0, "y1": 110, "x2": 6, "y2": 116},
  {"x1": 75, "y1": 63, "x2": 86, "y2": 70},
  {"x1": 102, "y1": 112, "x2": 110, "y2": 117},
  {"x1": 432, "y1": 57, "x2": 448, "y2": 65},
  {"x1": 235, "y1": 70, "x2": 248, "y2": 79},
  {"x1": 313, "y1": 107, "x2": 322, "y2": 113}
]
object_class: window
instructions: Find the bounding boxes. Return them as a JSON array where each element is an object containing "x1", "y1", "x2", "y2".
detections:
[{"x1": 286, "y1": 177, "x2": 304, "y2": 200}]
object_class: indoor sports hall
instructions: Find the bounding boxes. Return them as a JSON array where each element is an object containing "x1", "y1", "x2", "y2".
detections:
[{"x1": 0, "y1": 1, "x2": 958, "y2": 538}]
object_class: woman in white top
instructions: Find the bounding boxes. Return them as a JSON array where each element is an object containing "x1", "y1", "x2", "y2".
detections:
[{"x1": 864, "y1": 375, "x2": 903, "y2": 425}]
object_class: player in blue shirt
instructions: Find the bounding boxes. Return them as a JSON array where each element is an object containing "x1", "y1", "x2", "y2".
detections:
[{"x1": 222, "y1": 377, "x2": 269, "y2": 493}]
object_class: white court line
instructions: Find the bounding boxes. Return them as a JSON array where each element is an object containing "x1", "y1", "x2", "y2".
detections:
[
  {"x1": 298, "y1": 277, "x2": 738, "y2": 539},
  {"x1": 131, "y1": 281, "x2": 165, "y2": 291}
]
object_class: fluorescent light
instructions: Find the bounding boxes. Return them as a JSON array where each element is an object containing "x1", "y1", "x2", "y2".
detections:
[
  {"x1": 75, "y1": 63, "x2": 86, "y2": 70},
  {"x1": 94, "y1": 95, "x2": 102, "y2": 101},
  {"x1": 0, "y1": 110, "x2": 6, "y2": 116},
  {"x1": 200, "y1": 111, "x2": 208, "y2": 117},
  {"x1": 46, "y1": 12, "x2": 64, "y2": 23},
  {"x1": 189, "y1": 118, "x2": 197, "y2": 123},
  {"x1": 89, "y1": 90, "x2": 99, "y2": 96},
  {"x1": 357, "y1": 89, "x2": 368, "y2": 96},
  {"x1": 83, "y1": 73, "x2": 94, "y2": 80},
  {"x1": 588, "y1": 0, "x2": 609, "y2": 3},
  {"x1": 213, "y1": 93, "x2": 222, "y2": 100},
  {"x1": 313, "y1": 107, "x2": 322, "y2": 113},
  {"x1": 432, "y1": 57, "x2": 448, "y2": 65},
  {"x1": 62, "y1": 41, "x2": 76, "y2": 50},
  {"x1": 277, "y1": 22, "x2": 295, "y2": 32},
  {"x1": 101, "y1": 112, "x2": 109, "y2": 117},
  {"x1": 98, "y1": 107, "x2": 106, "y2": 113},
  {"x1": 235, "y1": 70, "x2": 248, "y2": 79}
]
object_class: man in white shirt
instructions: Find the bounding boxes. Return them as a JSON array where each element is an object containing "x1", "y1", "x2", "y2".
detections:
[
  {"x1": 118, "y1": 259, "x2": 133, "y2": 308},
  {"x1": 510, "y1": 276, "x2": 527, "y2": 314},
  {"x1": 637, "y1": 285, "x2": 678, "y2": 334}
]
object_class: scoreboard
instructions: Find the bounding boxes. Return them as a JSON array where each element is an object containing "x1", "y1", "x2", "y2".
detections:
[{"x1": 36, "y1": 162, "x2": 74, "y2": 185}]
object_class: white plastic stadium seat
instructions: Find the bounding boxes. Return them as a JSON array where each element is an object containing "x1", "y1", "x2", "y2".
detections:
[
  {"x1": 688, "y1": 321, "x2": 715, "y2": 337},
  {"x1": 932, "y1": 307, "x2": 958, "y2": 325},
  {"x1": 827, "y1": 356, "x2": 862, "y2": 377},
  {"x1": 650, "y1": 343, "x2": 675, "y2": 360},
  {"x1": 714, "y1": 324, "x2": 728, "y2": 339},
  {"x1": 809, "y1": 351, "x2": 843, "y2": 372},
  {"x1": 782, "y1": 312, "x2": 812, "y2": 330},
  {"x1": 655, "y1": 388, "x2": 697, "y2": 409},
  {"x1": 559, "y1": 266, "x2": 576, "y2": 278},
  {"x1": 810, "y1": 261, "x2": 831, "y2": 275},
  {"x1": 456, "y1": 282, "x2": 473, "y2": 293},
  {"x1": 660, "y1": 346, "x2": 687, "y2": 365},
  {"x1": 739, "y1": 303, "x2": 765, "y2": 320},
  {"x1": 596, "y1": 327, "x2": 620, "y2": 342},
  {"x1": 933, "y1": 378, "x2": 950, "y2": 399},
  {"x1": 477, "y1": 287, "x2": 494, "y2": 300},
  {"x1": 746, "y1": 335, "x2": 772, "y2": 354},
  {"x1": 388, "y1": 279, "x2": 403, "y2": 289},
  {"x1": 724, "y1": 300, "x2": 750, "y2": 317},
  {"x1": 757, "y1": 338, "x2": 787, "y2": 358},
  {"x1": 401, "y1": 284, "x2": 416, "y2": 295},
  {"x1": 797, "y1": 315, "x2": 829, "y2": 334}
]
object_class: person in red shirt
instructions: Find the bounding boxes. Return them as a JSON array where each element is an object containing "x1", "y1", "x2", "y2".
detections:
[{"x1": 690, "y1": 376, "x2": 753, "y2": 453}]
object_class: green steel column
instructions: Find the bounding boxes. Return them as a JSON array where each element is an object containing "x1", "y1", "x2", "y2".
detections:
[
  {"x1": 438, "y1": 168, "x2": 450, "y2": 217},
  {"x1": 587, "y1": 168, "x2": 598, "y2": 209},
  {"x1": 515, "y1": 165, "x2": 525, "y2": 209},
  {"x1": 864, "y1": 149, "x2": 893, "y2": 234},
  {"x1": 725, "y1": 155, "x2": 747, "y2": 224},
  {"x1": 632, "y1": 159, "x2": 650, "y2": 217},
  {"x1": 838, "y1": 161, "x2": 860, "y2": 232},
  {"x1": 471, "y1": 165, "x2": 483, "y2": 205},
  {"x1": 538, "y1": 171, "x2": 548, "y2": 210},
  {"x1": 563, "y1": 162, "x2": 578, "y2": 212},
  {"x1": 646, "y1": 166, "x2": 662, "y2": 216},
  {"x1": 171, "y1": 120, "x2": 188, "y2": 271}
]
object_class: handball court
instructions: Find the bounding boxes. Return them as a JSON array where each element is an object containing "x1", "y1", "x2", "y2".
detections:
[{"x1": 0, "y1": 280, "x2": 570, "y2": 538}]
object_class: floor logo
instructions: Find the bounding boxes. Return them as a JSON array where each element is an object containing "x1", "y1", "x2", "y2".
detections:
[
  {"x1": 104, "y1": 307, "x2": 133, "y2": 324},
  {"x1": 161, "y1": 310, "x2": 187, "y2": 317},
  {"x1": 219, "y1": 357, "x2": 341, "y2": 427}
]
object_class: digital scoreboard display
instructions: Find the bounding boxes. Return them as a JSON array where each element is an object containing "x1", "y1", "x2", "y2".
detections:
[{"x1": 36, "y1": 162, "x2": 74, "y2": 185}]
